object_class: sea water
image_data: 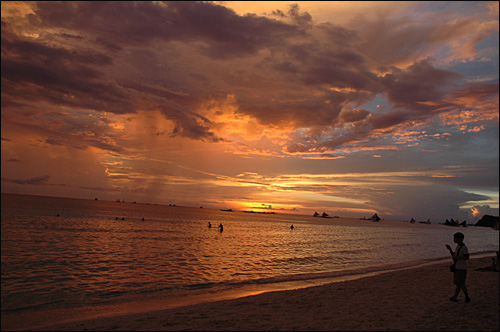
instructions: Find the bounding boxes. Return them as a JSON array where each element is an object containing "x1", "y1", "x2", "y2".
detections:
[{"x1": 1, "y1": 193, "x2": 498, "y2": 318}]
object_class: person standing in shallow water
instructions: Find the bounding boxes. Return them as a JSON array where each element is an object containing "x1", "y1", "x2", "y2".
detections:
[
  {"x1": 218, "y1": 223, "x2": 223, "y2": 232},
  {"x1": 446, "y1": 232, "x2": 471, "y2": 303}
]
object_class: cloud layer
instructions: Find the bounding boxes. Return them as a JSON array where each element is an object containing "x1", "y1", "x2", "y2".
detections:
[{"x1": 1, "y1": 1, "x2": 498, "y2": 221}]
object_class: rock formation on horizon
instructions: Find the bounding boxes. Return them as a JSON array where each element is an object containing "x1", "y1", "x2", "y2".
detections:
[{"x1": 475, "y1": 215, "x2": 499, "y2": 228}]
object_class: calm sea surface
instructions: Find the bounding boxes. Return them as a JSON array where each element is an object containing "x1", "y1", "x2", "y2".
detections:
[{"x1": 2, "y1": 193, "x2": 498, "y2": 316}]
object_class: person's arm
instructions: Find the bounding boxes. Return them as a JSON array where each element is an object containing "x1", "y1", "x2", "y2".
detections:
[{"x1": 445, "y1": 244, "x2": 457, "y2": 261}]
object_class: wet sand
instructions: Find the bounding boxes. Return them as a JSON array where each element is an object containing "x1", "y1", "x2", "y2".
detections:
[{"x1": 4, "y1": 257, "x2": 498, "y2": 331}]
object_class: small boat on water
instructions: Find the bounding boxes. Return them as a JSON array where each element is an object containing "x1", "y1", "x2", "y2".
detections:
[
  {"x1": 444, "y1": 218, "x2": 460, "y2": 226},
  {"x1": 220, "y1": 209, "x2": 233, "y2": 212},
  {"x1": 313, "y1": 211, "x2": 332, "y2": 218}
]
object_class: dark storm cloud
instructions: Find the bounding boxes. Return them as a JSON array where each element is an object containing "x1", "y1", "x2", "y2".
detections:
[
  {"x1": 2, "y1": 37, "x2": 112, "y2": 66},
  {"x1": 4, "y1": 109, "x2": 126, "y2": 153},
  {"x1": 33, "y1": 1, "x2": 300, "y2": 58},
  {"x1": 368, "y1": 111, "x2": 411, "y2": 131},
  {"x1": 286, "y1": 121, "x2": 373, "y2": 153},
  {"x1": 1, "y1": 36, "x2": 135, "y2": 114},
  {"x1": 340, "y1": 109, "x2": 370, "y2": 123},
  {"x1": 286, "y1": 58, "x2": 478, "y2": 152},
  {"x1": 1, "y1": 1, "x2": 497, "y2": 153},
  {"x1": 238, "y1": 93, "x2": 343, "y2": 127},
  {"x1": 300, "y1": 54, "x2": 380, "y2": 92},
  {"x1": 120, "y1": 80, "x2": 221, "y2": 142},
  {"x1": 381, "y1": 60, "x2": 462, "y2": 106},
  {"x1": 159, "y1": 104, "x2": 223, "y2": 142},
  {"x1": 270, "y1": 21, "x2": 381, "y2": 94},
  {"x1": 2, "y1": 1, "x2": 304, "y2": 143}
]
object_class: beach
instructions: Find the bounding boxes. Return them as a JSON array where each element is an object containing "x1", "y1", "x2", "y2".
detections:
[{"x1": 5, "y1": 257, "x2": 496, "y2": 331}]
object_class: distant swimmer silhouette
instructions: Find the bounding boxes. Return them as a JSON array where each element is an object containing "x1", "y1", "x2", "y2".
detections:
[
  {"x1": 208, "y1": 222, "x2": 212, "y2": 228},
  {"x1": 218, "y1": 223, "x2": 223, "y2": 232}
]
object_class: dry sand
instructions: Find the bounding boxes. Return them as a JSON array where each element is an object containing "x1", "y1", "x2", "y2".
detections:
[{"x1": 3, "y1": 257, "x2": 499, "y2": 331}]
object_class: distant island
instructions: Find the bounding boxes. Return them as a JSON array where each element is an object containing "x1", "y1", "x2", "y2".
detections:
[
  {"x1": 475, "y1": 215, "x2": 499, "y2": 229},
  {"x1": 359, "y1": 213, "x2": 381, "y2": 222},
  {"x1": 243, "y1": 211, "x2": 276, "y2": 214}
]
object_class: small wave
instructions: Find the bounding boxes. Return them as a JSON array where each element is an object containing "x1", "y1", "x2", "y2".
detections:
[
  {"x1": 184, "y1": 282, "x2": 216, "y2": 290},
  {"x1": 97, "y1": 290, "x2": 131, "y2": 298},
  {"x1": 1, "y1": 299, "x2": 65, "y2": 312},
  {"x1": 231, "y1": 272, "x2": 250, "y2": 276},
  {"x1": 249, "y1": 253, "x2": 496, "y2": 287},
  {"x1": 178, "y1": 256, "x2": 464, "y2": 291},
  {"x1": 112, "y1": 256, "x2": 476, "y2": 300}
]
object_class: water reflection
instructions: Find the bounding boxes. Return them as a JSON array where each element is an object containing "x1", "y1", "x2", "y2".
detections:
[{"x1": 2, "y1": 194, "x2": 498, "y2": 313}]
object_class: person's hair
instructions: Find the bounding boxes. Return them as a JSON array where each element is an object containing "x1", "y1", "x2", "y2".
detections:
[{"x1": 454, "y1": 232, "x2": 465, "y2": 241}]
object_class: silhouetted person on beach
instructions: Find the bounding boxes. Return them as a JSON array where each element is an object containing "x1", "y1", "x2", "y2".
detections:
[
  {"x1": 290, "y1": 224, "x2": 294, "y2": 230},
  {"x1": 446, "y1": 232, "x2": 470, "y2": 303},
  {"x1": 219, "y1": 223, "x2": 223, "y2": 232},
  {"x1": 208, "y1": 222, "x2": 212, "y2": 229}
]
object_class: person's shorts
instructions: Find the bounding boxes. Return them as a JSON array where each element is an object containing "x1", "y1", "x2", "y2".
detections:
[{"x1": 454, "y1": 269, "x2": 467, "y2": 286}]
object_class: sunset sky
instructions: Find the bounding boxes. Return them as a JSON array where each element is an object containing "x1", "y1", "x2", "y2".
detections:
[{"x1": 1, "y1": 1, "x2": 498, "y2": 221}]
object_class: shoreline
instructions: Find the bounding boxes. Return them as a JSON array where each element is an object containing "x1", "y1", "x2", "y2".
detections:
[
  {"x1": 0, "y1": 256, "x2": 471, "y2": 330},
  {"x1": 3, "y1": 256, "x2": 498, "y2": 331}
]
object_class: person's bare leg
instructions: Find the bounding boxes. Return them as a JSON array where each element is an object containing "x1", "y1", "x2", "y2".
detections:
[
  {"x1": 450, "y1": 286, "x2": 460, "y2": 301},
  {"x1": 462, "y1": 286, "x2": 471, "y2": 302}
]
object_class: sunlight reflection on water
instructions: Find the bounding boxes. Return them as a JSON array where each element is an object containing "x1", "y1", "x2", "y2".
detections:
[{"x1": 1, "y1": 193, "x2": 498, "y2": 312}]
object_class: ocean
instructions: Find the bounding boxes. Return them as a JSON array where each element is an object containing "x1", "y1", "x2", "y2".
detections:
[{"x1": 1, "y1": 193, "x2": 498, "y2": 326}]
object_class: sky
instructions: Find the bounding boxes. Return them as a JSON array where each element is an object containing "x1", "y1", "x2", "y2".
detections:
[{"x1": 1, "y1": 1, "x2": 499, "y2": 222}]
